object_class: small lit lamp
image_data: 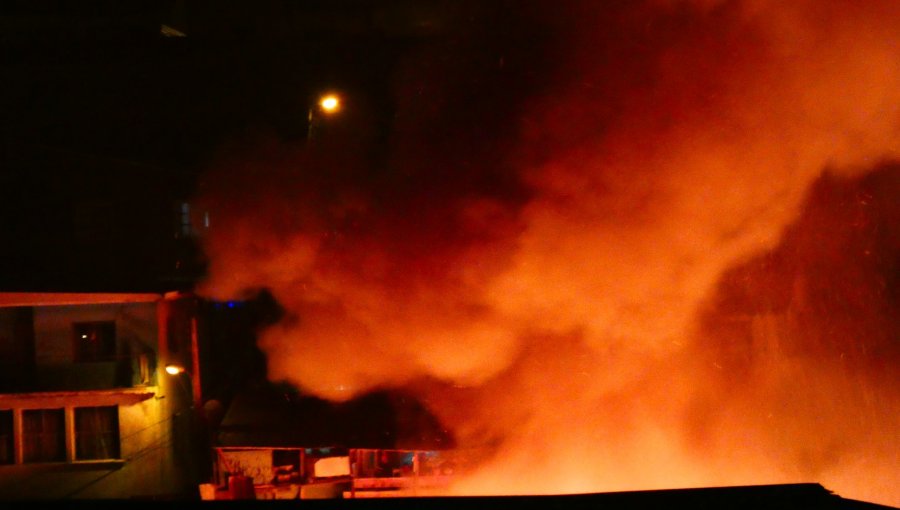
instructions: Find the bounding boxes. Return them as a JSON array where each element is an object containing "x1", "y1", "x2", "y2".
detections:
[
  {"x1": 164, "y1": 361, "x2": 207, "y2": 478},
  {"x1": 318, "y1": 94, "x2": 340, "y2": 114},
  {"x1": 308, "y1": 92, "x2": 342, "y2": 140},
  {"x1": 164, "y1": 363, "x2": 200, "y2": 412},
  {"x1": 165, "y1": 363, "x2": 187, "y2": 376}
]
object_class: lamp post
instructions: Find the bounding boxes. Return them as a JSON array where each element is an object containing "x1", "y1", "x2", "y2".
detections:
[
  {"x1": 165, "y1": 362, "x2": 211, "y2": 493},
  {"x1": 164, "y1": 363, "x2": 196, "y2": 403},
  {"x1": 307, "y1": 92, "x2": 342, "y2": 141}
]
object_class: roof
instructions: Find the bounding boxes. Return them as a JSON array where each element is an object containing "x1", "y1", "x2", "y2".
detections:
[
  {"x1": 0, "y1": 292, "x2": 163, "y2": 307},
  {"x1": 100, "y1": 483, "x2": 893, "y2": 508},
  {"x1": 0, "y1": 290, "x2": 197, "y2": 308}
]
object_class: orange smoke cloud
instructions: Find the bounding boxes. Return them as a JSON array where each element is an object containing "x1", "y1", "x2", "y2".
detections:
[{"x1": 196, "y1": 0, "x2": 899, "y2": 505}]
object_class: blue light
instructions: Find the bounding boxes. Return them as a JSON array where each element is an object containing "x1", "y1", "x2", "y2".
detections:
[{"x1": 212, "y1": 300, "x2": 244, "y2": 310}]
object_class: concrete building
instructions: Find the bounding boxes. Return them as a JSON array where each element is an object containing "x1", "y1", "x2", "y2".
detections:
[{"x1": 0, "y1": 291, "x2": 208, "y2": 499}]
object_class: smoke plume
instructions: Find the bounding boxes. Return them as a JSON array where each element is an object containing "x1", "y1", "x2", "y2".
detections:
[{"x1": 196, "y1": 0, "x2": 900, "y2": 504}]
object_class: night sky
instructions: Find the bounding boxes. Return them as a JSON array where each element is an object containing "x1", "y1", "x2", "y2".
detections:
[{"x1": 0, "y1": 1, "x2": 427, "y2": 289}]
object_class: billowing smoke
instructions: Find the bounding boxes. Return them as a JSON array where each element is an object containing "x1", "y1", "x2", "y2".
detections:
[{"x1": 195, "y1": 0, "x2": 900, "y2": 505}]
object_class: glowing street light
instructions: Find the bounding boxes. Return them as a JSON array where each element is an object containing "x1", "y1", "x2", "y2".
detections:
[
  {"x1": 165, "y1": 363, "x2": 187, "y2": 376},
  {"x1": 308, "y1": 91, "x2": 342, "y2": 140},
  {"x1": 319, "y1": 94, "x2": 340, "y2": 114}
]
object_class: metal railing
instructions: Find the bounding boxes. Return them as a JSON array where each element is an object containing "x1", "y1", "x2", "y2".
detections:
[
  {"x1": 210, "y1": 446, "x2": 466, "y2": 499},
  {"x1": 0, "y1": 353, "x2": 156, "y2": 393}
]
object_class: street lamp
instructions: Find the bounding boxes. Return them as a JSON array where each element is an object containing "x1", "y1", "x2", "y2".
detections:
[
  {"x1": 164, "y1": 362, "x2": 210, "y2": 487},
  {"x1": 308, "y1": 91, "x2": 342, "y2": 140},
  {"x1": 318, "y1": 94, "x2": 340, "y2": 114},
  {"x1": 165, "y1": 363, "x2": 196, "y2": 407},
  {"x1": 165, "y1": 363, "x2": 187, "y2": 376}
]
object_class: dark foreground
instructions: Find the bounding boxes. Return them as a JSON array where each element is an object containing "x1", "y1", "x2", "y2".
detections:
[{"x1": 10, "y1": 484, "x2": 898, "y2": 509}]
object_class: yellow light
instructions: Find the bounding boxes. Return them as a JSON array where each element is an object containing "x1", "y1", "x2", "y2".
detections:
[
  {"x1": 319, "y1": 94, "x2": 340, "y2": 113},
  {"x1": 165, "y1": 364, "x2": 185, "y2": 376}
]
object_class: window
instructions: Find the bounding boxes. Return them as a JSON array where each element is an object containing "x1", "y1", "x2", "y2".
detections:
[
  {"x1": 23, "y1": 409, "x2": 65, "y2": 463},
  {"x1": 75, "y1": 406, "x2": 120, "y2": 460},
  {"x1": 273, "y1": 449, "x2": 301, "y2": 471},
  {"x1": 178, "y1": 201, "x2": 192, "y2": 237},
  {"x1": 0, "y1": 410, "x2": 12, "y2": 465},
  {"x1": 73, "y1": 321, "x2": 116, "y2": 362}
]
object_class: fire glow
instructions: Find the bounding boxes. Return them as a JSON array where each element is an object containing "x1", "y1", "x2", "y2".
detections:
[{"x1": 196, "y1": 0, "x2": 899, "y2": 506}]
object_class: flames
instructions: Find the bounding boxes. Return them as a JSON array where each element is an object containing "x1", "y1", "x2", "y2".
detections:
[{"x1": 195, "y1": 0, "x2": 899, "y2": 505}]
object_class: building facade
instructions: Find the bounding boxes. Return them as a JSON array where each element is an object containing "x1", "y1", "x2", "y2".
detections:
[{"x1": 0, "y1": 292, "x2": 206, "y2": 499}]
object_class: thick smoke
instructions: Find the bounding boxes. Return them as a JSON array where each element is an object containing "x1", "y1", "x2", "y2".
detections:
[{"x1": 196, "y1": 0, "x2": 900, "y2": 505}]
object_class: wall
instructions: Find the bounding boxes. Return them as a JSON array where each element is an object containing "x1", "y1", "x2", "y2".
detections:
[
  {"x1": 0, "y1": 395, "x2": 190, "y2": 499},
  {"x1": 32, "y1": 303, "x2": 158, "y2": 391},
  {"x1": 0, "y1": 296, "x2": 205, "y2": 499},
  {"x1": 0, "y1": 308, "x2": 34, "y2": 391}
]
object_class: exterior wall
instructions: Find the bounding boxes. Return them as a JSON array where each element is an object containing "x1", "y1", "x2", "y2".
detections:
[
  {"x1": 0, "y1": 308, "x2": 35, "y2": 391},
  {"x1": 32, "y1": 303, "x2": 158, "y2": 391},
  {"x1": 0, "y1": 391, "x2": 161, "y2": 498},
  {"x1": 156, "y1": 295, "x2": 210, "y2": 496},
  {"x1": 0, "y1": 294, "x2": 207, "y2": 499},
  {"x1": 0, "y1": 309, "x2": 16, "y2": 350}
]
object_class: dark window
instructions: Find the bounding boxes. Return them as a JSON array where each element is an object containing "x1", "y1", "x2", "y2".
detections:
[
  {"x1": 23, "y1": 409, "x2": 65, "y2": 463},
  {"x1": 174, "y1": 201, "x2": 193, "y2": 238},
  {"x1": 273, "y1": 449, "x2": 300, "y2": 470},
  {"x1": 0, "y1": 410, "x2": 12, "y2": 464},
  {"x1": 273, "y1": 449, "x2": 302, "y2": 483},
  {"x1": 75, "y1": 406, "x2": 120, "y2": 460},
  {"x1": 73, "y1": 321, "x2": 116, "y2": 362}
]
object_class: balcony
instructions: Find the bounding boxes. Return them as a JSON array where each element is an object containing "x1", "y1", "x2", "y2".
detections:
[{"x1": 0, "y1": 353, "x2": 155, "y2": 394}]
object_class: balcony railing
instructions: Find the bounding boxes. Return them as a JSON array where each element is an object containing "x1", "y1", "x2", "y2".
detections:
[{"x1": 0, "y1": 353, "x2": 156, "y2": 393}]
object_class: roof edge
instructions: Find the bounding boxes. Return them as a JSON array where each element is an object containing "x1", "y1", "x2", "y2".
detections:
[{"x1": 0, "y1": 292, "x2": 165, "y2": 307}]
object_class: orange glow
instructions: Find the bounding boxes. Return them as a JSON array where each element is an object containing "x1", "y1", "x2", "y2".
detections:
[
  {"x1": 319, "y1": 94, "x2": 340, "y2": 113},
  {"x1": 165, "y1": 364, "x2": 185, "y2": 376},
  {"x1": 195, "y1": 0, "x2": 900, "y2": 506}
]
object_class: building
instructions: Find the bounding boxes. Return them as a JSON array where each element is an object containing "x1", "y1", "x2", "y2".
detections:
[
  {"x1": 0, "y1": 291, "x2": 208, "y2": 499},
  {"x1": 200, "y1": 382, "x2": 458, "y2": 499}
]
